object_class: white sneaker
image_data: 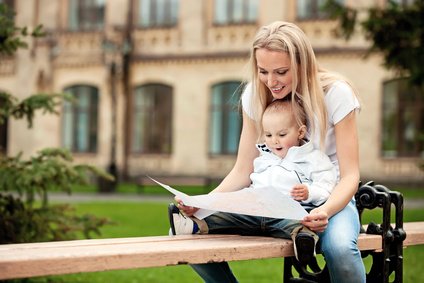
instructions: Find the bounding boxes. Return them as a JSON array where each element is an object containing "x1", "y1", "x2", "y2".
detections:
[{"x1": 168, "y1": 203, "x2": 198, "y2": 235}]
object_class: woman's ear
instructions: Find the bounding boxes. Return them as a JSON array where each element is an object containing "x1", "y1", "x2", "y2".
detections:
[{"x1": 298, "y1": 125, "x2": 307, "y2": 139}]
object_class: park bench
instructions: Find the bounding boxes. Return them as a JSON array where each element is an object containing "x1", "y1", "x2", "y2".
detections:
[{"x1": 0, "y1": 182, "x2": 423, "y2": 282}]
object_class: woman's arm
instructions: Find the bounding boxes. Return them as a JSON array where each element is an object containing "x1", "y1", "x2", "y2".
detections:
[
  {"x1": 302, "y1": 110, "x2": 360, "y2": 231},
  {"x1": 322, "y1": 110, "x2": 360, "y2": 215}
]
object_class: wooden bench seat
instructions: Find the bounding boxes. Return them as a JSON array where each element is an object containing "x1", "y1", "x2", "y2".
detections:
[{"x1": 0, "y1": 221, "x2": 423, "y2": 280}]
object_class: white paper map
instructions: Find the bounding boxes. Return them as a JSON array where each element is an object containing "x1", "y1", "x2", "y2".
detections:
[{"x1": 149, "y1": 177, "x2": 308, "y2": 220}]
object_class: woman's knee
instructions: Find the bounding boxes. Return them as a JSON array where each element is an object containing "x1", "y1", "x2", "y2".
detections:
[
  {"x1": 322, "y1": 239, "x2": 359, "y2": 261},
  {"x1": 321, "y1": 227, "x2": 359, "y2": 255}
]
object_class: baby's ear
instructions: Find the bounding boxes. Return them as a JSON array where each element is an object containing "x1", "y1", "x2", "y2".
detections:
[{"x1": 298, "y1": 125, "x2": 307, "y2": 139}]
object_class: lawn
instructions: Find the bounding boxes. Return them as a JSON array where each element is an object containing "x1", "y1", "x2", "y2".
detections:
[{"x1": 35, "y1": 186, "x2": 424, "y2": 283}]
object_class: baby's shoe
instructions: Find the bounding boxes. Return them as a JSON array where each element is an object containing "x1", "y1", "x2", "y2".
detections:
[
  {"x1": 168, "y1": 203, "x2": 199, "y2": 235},
  {"x1": 292, "y1": 226, "x2": 318, "y2": 265}
]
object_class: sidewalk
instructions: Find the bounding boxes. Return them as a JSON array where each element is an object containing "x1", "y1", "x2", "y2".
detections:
[
  {"x1": 47, "y1": 192, "x2": 424, "y2": 209},
  {"x1": 49, "y1": 192, "x2": 172, "y2": 203}
]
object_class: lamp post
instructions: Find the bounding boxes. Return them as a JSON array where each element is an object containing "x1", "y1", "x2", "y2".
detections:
[
  {"x1": 98, "y1": 40, "x2": 120, "y2": 193},
  {"x1": 99, "y1": 1, "x2": 133, "y2": 192}
]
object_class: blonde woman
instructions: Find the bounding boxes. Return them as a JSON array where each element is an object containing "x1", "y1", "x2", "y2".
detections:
[{"x1": 176, "y1": 21, "x2": 365, "y2": 283}]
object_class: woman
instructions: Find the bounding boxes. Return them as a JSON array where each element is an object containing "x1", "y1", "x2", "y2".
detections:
[{"x1": 178, "y1": 21, "x2": 365, "y2": 283}]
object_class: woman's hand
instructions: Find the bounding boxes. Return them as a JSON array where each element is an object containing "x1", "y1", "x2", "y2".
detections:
[
  {"x1": 301, "y1": 207, "x2": 329, "y2": 233},
  {"x1": 291, "y1": 184, "x2": 309, "y2": 201},
  {"x1": 174, "y1": 197, "x2": 199, "y2": 217}
]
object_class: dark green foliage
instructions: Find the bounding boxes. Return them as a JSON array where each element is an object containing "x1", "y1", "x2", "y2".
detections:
[
  {"x1": 323, "y1": 0, "x2": 357, "y2": 40},
  {"x1": 0, "y1": 3, "x2": 112, "y2": 245},
  {"x1": 0, "y1": 4, "x2": 44, "y2": 56},
  {"x1": 0, "y1": 115, "x2": 114, "y2": 244},
  {"x1": 0, "y1": 148, "x2": 113, "y2": 207},
  {"x1": 324, "y1": 0, "x2": 424, "y2": 87},
  {"x1": 0, "y1": 91, "x2": 73, "y2": 128},
  {"x1": 0, "y1": 194, "x2": 111, "y2": 244}
]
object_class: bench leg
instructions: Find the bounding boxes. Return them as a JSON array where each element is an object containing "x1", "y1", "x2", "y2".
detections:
[
  {"x1": 284, "y1": 182, "x2": 406, "y2": 283},
  {"x1": 283, "y1": 256, "x2": 329, "y2": 283},
  {"x1": 356, "y1": 182, "x2": 406, "y2": 283}
]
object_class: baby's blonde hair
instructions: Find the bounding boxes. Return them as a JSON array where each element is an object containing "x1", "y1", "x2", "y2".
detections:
[{"x1": 260, "y1": 99, "x2": 306, "y2": 141}]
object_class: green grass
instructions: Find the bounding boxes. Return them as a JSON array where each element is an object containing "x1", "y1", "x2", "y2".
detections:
[
  {"x1": 33, "y1": 197, "x2": 424, "y2": 283},
  {"x1": 71, "y1": 183, "x2": 212, "y2": 196}
]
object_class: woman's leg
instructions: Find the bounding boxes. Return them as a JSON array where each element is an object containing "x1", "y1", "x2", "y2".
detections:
[
  {"x1": 319, "y1": 199, "x2": 366, "y2": 283},
  {"x1": 191, "y1": 262, "x2": 239, "y2": 283}
]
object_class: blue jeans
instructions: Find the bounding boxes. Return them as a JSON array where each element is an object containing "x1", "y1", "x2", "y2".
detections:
[
  {"x1": 191, "y1": 200, "x2": 366, "y2": 283},
  {"x1": 318, "y1": 199, "x2": 366, "y2": 283}
]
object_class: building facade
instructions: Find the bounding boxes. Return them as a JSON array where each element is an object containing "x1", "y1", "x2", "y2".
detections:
[{"x1": 1, "y1": 0, "x2": 423, "y2": 186}]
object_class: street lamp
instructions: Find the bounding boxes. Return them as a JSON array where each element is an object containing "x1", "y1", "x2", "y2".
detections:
[{"x1": 98, "y1": 38, "x2": 121, "y2": 193}]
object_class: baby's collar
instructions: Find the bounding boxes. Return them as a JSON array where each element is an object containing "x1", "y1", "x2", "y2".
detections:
[{"x1": 256, "y1": 143, "x2": 272, "y2": 153}]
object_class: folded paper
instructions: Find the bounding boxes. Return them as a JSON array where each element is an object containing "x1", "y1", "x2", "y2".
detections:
[{"x1": 150, "y1": 177, "x2": 308, "y2": 220}]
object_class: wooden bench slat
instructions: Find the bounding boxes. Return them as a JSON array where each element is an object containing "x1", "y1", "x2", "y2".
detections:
[
  {"x1": 0, "y1": 222, "x2": 422, "y2": 280},
  {"x1": 0, "y1": 234, "x2": 231, "y2": 250},
  {"x1": 403, "y1": 221, "x2": 424, "y2": 246}
]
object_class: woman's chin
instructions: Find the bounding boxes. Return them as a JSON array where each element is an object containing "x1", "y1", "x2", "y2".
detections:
[{"x1": 270, "y1": 89, "x2": 289, "y2": 100}]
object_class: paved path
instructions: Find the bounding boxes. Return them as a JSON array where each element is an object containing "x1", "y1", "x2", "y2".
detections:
[
  {"x1": 49, "y1": 193, "x2": 172, "y2": 203},
  {"x1": 47, "y1": 193, "x2": 424, "y2": 209}
]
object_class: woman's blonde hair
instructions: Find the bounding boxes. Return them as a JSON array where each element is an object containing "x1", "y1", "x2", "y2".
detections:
[{"x1": 248, "y1": 21, "x2": 356, "y2": 148}]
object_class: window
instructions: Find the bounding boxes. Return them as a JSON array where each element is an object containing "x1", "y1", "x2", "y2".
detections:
[
  {"x1": 0, "y1": 0, "x2": 14, "y2": 9},
  {"x1": 297, "y1": 0, "x2": 343, "y2": 20},
  {"x1": 381, "y1": 78, "x2": 423, "y2": 158},
  {"x1": 0, "y1": 93, "x2": 8, "y2": 155},
  {"x1": 62, "y1": 85, "x2": 99, "y2": 153},
  {"x1": 138, "y1": 0, "x2": 179, "y2": 28},
  {"x1": 0, "y1": 0, "x2": 14, "y2": 21},
  {"x1": 391, "y1": 0, "x2": 416, "y2": 7},
  {"x1": 214, "y1": 0, "x2": 258, "y2": 25},
  {"x1": 68, "y1": 0, "x2": 105, "y2": 31},
  {"x1": 209, "y1": 81, "x2": 242, "y2": 155},
  {"x1": 132, "y1": 84, "x2": 173, "y2": 154}
]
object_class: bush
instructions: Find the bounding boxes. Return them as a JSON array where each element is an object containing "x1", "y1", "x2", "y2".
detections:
[{"x1": 0, "y1": 3, "x2": 112, "y2": 244}]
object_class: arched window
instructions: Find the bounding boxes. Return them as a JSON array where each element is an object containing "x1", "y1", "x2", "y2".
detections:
[
  {"x1": 62, "y1": 85, "x2": 99, "y2": 153},
  {"x1": 381, "y1": 78, "x2": 423, "y2": 158},
  {"x1": 132, "y1": 84, "x2": 173, "y2": 154},
  {"x1": 209, "y1": 81, "x2": 242, "y2": 155}
]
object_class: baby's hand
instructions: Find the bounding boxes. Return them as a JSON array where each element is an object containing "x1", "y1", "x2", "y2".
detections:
[{"x1": 290, "y1": 184, "x2": 309, "y2": 201}]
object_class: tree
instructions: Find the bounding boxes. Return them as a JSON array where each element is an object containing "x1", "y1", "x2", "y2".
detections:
[
  {"x1": 324, "y1": 0, "x2": 424, "y2": 88},
  {"x1": 0, "y1": 4, "x2": 112, "y2": 244}
]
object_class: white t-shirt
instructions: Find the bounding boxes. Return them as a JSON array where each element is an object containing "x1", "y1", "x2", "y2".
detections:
[{"x1": 241, "y1": 81, "x2": 360, "y2": 179}]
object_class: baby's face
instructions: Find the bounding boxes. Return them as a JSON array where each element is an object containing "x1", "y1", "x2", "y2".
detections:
[{"x1": 262, "y1": 111, "x2": 302, "y2": 158}]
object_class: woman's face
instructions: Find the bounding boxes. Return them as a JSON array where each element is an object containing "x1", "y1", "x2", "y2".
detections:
[{"x1": 256, "y1": 48, "x2": 293, "y2": 100}]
